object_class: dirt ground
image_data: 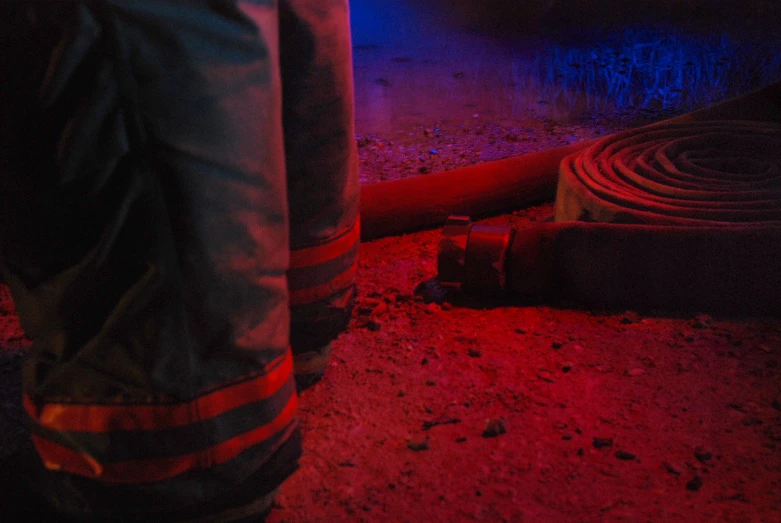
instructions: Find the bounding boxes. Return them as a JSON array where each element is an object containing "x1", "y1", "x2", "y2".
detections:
[
  {"x1": 2, "y1": 1, "x2": 781, "y2": 522},
  {"x1": 262, "y1": 127, "x2": 781, "y2": 522}
]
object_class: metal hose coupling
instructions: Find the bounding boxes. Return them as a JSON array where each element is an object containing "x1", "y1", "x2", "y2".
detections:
[{"x1": 437, "y1": 216, "x2": 515, "y2": 293}]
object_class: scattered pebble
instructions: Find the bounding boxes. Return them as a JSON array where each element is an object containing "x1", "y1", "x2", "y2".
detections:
[
  {"x1": 692, "y1": 314, "x2": 712, "y2": 329},
  {"x1": 467, "y1": 348, "x2": 482, "y2": 358},
  {"x1": 593, "y1": 437, "x2": 614, "y2": 449},
  {"x1": 358, "y1": 298, "x2": 381, "y2": 315},
  {"x1": 407, "y1": 436, "x2": 429, "y2": 452},
  {"x1": 686, "y1": 476, "x2": 703, "y2": 491},
  {"x1": 615, "y1": 450, "x2": 636, "y2": 461},
  {"x1": 694, "y1": 447, "x2": 713, "y2": 462},
  {"x1": 372, "y1": 302, "x2": 388, "y2": 317},
  {"x1": 482, "y1": 417, "x2": 508, "y2": 438},
  {"x1": 663, "y1": 462, "x2": 682, "y2": 475}
]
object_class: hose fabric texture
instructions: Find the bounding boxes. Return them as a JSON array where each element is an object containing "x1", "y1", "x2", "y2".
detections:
[
  {"x1": 509, "y1": 120, "x2": 781, "y2": 314},
  {"x1": 0, "y1": 0, "x2": 358, "y2": 519}
]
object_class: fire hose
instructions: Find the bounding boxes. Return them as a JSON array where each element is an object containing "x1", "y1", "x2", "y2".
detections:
[
  {"x1": 360, "y1": 82, "x2": 781, "y2": 315},
  {"x1": 438, "y1": 120, "x2": 781, "y2": 314}
]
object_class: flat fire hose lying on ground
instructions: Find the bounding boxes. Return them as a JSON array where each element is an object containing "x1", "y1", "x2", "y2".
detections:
[
  {"x1": 361, "y1": 82, "x2": 781, "y2": 315},
  {"x1": 437, "y1": 120, "x2": 781, "y2": 315}
]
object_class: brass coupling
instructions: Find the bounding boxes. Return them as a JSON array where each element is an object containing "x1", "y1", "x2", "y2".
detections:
[{"x1": 437, "y1": 215, "x2": 515, "y2": 292}]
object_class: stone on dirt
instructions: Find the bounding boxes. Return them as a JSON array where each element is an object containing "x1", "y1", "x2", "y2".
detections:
[{"x1": 482, "y1": 417, "x2": 508, "y2": 438}]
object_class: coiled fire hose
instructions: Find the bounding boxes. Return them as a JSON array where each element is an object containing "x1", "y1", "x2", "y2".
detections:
[{"x1": 438, "y1": 120, "x2": 781, "y2": 315}]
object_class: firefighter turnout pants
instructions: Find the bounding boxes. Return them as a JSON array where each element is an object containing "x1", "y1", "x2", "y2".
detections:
[{"x1": 0, "y1": 0, "x2": 359, "y2": 519}]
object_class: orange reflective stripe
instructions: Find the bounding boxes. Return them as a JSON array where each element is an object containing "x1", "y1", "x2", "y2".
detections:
[
  {"x1": 289, "y1": 217, "x2": 360, "y2": 270},
  {"x1": 31, "y1": 394, "x2": 298, "y2": 483},
  {"x1": 288, "y1": 264, "x2": 357, "y2": 306},
  {"x1": 25, "y1": 352, "x2": 293, "y2": 433}
]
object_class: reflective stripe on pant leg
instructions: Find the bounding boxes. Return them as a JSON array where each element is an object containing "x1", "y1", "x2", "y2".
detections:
[
  {"x1": 280, "y1": 0, "x2": 360, "y2": 352},
  {"x1": 5, "y1": 1, "x2": 300, "y2": 515}
]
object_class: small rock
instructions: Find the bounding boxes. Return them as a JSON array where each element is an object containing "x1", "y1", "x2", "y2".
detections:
[
  {"x1": 692, "y1": 314, "x2": 712, "y2": 329},
  {"x1": 620, "y1": 311, "x2": 640, "y2": 324},
  {"x1": 397, "y1": 390, "x2": 406, "y2": 397},
  {"x1": 615, "y1": 450, "x2": 636, "y2": 461},
  {"x1": 467, "y1": 348, "x2": 482, "y2": 358},
  {"x1": 367, "y1": 319, "x2": 382, "y2": 332},
  {"x1": 686, "y1": 476, "x2": 703, "y2": 491},
  {"x1": 482, "y1": 417, "x2": 508, "y2": 438},
  {"x1": 357, "y1": 298, "x2": 381, "y2": 315},
  {"x1": 694, "y1": 447, "x2": 712, "y2": 462},
  {"x1": 456, "y1": 436, "x2": 467, "y2": 443},
  {"x1": 441, "y1": 302, "x2": 453, "y2": 311},
  {"x1": 742, "y1": 417, "x2": 763, "y2": 426},
  {"x1": 551, "y1": 341, "x2": 564, "y2": 350},
  {"x1": 426, "y1": 379, "x2": 436, "y2": 386},
  {"x1": 371, "y1": 302, "x2": 388, "y2": 317},
  {"x1": 421, "y1": 357, "x2": 429, "y2": 365},
  {"x1": 663, "y1": 462, "x2": 682, "y2": 475},
  {"x1": 593, "y1": 437, "x2": 614, "y2": 449},
  {"x1": 407, "y1": 436, "x2": 429, "y2": 452}
]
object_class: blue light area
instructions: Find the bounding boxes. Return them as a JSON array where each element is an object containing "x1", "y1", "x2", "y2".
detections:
[
  {"x1": 520, "y1": 27, "x2": 781, "y2": 116},
  {"x1": 349, "y1": 1, "x2": 781, "y2": 131}
]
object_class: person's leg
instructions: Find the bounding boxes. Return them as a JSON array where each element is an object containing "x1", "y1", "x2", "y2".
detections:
[
  {"x1": 1, "y1": 1, "x2": 299, "y2": 519},
  {"x1": 279, "y1": 0, "x2": 361, "y2": 388}
]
